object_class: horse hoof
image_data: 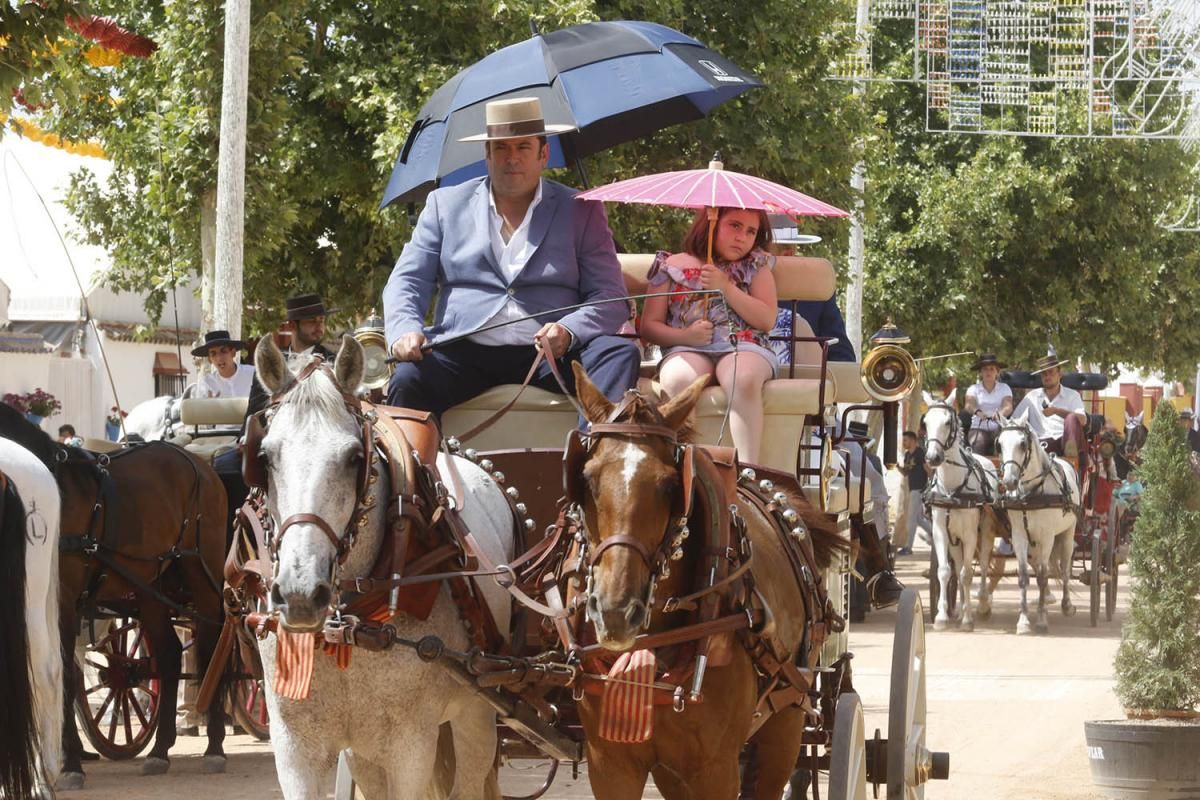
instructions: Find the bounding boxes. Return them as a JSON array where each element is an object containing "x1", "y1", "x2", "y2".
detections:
[
  {"x1": 961, "y1": 620, "x2": 975, "y2": 632},
  {"x1": 1017, "y1": 620, "x2": 1033, "y2": 636},
  {"x1": 1063, "y1": 604, "x2": 1077, "y2": 617},
  {"x1": 202, "y1": 754, "x2": 227, "y2": 774},
  {"x1": 141, "y1": 757, "x2": 170, "y2": 776},
  {"x1": 933, "y1": 618, "x2": 949, "y2": 631},
  {"x1": 1035, "y1": 621, "x2": 1049, "y2": 634},
  {"x1": 978, "y1": 608, "x2": 992, "y2": 621},
  {"x1": 56, "y1": 772, "x2": 86, "y2": 791}
]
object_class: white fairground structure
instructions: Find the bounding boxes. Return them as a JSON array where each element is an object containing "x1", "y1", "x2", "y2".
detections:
[{"x1": 1, "y1": 136, "x2": 203, "y2": 443}]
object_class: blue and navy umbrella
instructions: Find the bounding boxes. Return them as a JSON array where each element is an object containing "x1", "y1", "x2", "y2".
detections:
[{"x1": 380, "y1": 20, "x2": 763, "y2": 208}]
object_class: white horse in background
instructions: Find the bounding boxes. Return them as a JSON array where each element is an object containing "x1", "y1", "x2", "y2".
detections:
[
  {"x1": 996, "y1": 411, "x2": 1080, "y2": 635},
  {"x1": 122, "y1": 391, "x2": 192, "y2": 442},
  {"x1": 253, "y1": 334, "x2": 515, "y2": 799},
  {"x1": 0, "y1": 438, "x2": 63, "y2": 799},
  {"x1": 923, "y1": 403, "x2": 1001, "y2": 632}
]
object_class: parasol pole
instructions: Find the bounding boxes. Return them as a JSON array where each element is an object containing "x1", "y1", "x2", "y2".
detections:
[{"x1": 704, "y1": 154, "x2": 723, "y2": 315}]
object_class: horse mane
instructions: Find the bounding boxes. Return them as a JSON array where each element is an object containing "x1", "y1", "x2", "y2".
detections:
[
  {"x1": 0, "y1": 403, "x2": 63, "y2": 473},
  {"x1": 787, "y1": 489, "x2": 850, "y2": 572},
  {"x1": 616, "y1": 391, "x2": 697, "y2": 443},
  {"x1": 282, "y1": 369, "x2": 354, "y2": 423}
]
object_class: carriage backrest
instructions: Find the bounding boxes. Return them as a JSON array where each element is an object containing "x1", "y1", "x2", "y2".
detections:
[{"x1": 617, "y1": 253, "x2": 836, "y2": 302}]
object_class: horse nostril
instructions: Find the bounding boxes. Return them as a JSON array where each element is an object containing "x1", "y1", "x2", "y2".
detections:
[
  {"x1": 270, "y1": 583, "x2": 285, "y2": 608},
  {"x1": 625, "y1": 599, "x2": 647, "y2": 630},
  {"x1": 311, "y1": 582, "x2": 333, "y2": 610}
]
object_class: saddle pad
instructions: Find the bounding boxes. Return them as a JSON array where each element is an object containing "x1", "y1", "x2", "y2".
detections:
[
  {"x1": 273, "y1": 627, "x2": 316, "y2": 701},
  {"x1": 598, "y1": 649, "x2": 656, "y2": 743}
]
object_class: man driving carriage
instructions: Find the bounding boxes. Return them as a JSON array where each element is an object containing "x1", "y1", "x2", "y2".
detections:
[
  {"x1": 383, "y1": 97, "x2": 641, "y2": 414},
  {"x1": 1012, "y1": 352, "x2": 1087, "y2": 464}
]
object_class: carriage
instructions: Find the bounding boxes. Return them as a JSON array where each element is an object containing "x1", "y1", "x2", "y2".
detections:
[
  {"x1": 926, "y1": 370, "x2": 1136, "y2": 630},
  {"x1": 289, "y1": 254, "x2": 951, "y2": 799},
  {"x1": 69, "y1": 398, "x2": 270, "y2": 765}
]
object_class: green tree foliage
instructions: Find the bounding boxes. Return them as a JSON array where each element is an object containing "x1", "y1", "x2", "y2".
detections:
[
  {"x1": 19, "y1": 0, "x2": 860, "y2": 333},
  {"x1": 862, "y1": 54, "x2": 1200, "y2": 380},
  {"x1": 1113, "y1": 403, "x2": 1200, "y2": 712},
  {"x1": 0, "y1": 1, "x2": 80, "y2": 119}
]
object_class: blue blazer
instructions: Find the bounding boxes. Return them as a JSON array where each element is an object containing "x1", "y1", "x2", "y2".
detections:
[
  {"x1": 783, "y1": 297, "x2": 858, "y2": 362},
  {"x1": 384, "y1": 177, "x2": 628, "y2": 349}
]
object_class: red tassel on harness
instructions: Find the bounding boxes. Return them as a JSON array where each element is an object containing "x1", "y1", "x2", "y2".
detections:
[{"x1": 598, "y1": 649, "x2": 656, "y2": 743}]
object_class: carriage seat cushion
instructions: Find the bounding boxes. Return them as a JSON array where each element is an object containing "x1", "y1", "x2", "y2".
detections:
[
  {"x1": 619, "y1": 253, "x2": 836, "y2": 302},
  {"x1": 183, "y1": 436, "x2": 239, "y2": 463},
  {"x1": 180, "y1": 397, "x2": 250, "y2": 426}
]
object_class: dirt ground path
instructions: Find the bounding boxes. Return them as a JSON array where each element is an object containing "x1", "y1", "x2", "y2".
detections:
[{"x1": 73, "y1": 539, "x2": 1123, "y2": 799}]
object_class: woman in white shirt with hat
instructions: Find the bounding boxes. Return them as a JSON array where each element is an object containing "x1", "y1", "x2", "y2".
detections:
[{"x1": 963, "y1": 353, "x2": 1013, "y2": 455}]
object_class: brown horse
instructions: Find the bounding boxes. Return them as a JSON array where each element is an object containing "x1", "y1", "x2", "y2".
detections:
[
  {"x1": 0, "y1": 404, "x2": 228, "y2": 788},
  {"x1": 565, "y1": 364, "x2": 847, "y2": 800}
]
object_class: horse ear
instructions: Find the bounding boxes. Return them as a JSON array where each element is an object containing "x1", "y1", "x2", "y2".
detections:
[
  {"x1": 334, "y1": 334, "x2": 365, "y2": 393},
  {"x1": 1013, "y1": 408, "x2": 1028, "y2": 425},
  {"x1": 659, "y1": 375, "x2": 709, "y2": 432},
  {"x1": 572, "y1": 362, "x2": 613, "y2": 424},
  {"x1": 254, "y1": 335, "x2": 294, "y2": 395}
]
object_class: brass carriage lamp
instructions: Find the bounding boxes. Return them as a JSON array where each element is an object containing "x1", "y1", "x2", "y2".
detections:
[
  {"x1": 353, "y1": 311, "x2": 392, "y2": 395},
  {"x1": 861, "y1": 320, "x2": 919, "y2": 468}
]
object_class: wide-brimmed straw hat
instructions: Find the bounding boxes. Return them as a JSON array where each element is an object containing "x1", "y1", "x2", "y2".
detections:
[
  {"x1": 1034, "y1": 354, "x2": 1069, "y2": 373},
  {"x1": 971, "y1": 352, "x2": 1008, "y2": 371},
  {"x1": 191, "y1": 330, "x2": 247, "y2": 357},
  {"x1": 286, "y1": 293, "x2": 337, "y2": 322},
  {"x1": 458, "y1": 97, "x2": 576, "y2": 142}
]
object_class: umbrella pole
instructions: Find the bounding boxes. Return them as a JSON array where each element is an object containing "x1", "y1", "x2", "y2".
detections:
[{"x1": 703, "y1": 206, "x2": 718, "y2": 314}]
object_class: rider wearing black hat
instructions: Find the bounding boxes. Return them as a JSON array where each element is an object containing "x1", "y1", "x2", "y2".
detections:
[
  {"x1": 963, "y1": 352, "x2": 1013, "y2": 455},
  {"x1": 193, "y1": 330, "x2": 255, "y2": 399}
]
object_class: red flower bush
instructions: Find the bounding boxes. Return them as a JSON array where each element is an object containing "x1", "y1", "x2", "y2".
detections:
[{"x1": 3, "y1": 388, "x2": 62, "y2": 417}]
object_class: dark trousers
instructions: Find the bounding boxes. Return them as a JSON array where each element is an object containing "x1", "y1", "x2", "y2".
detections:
[
  {"x1": 213, "y1": 447, "x2": 248, "y2": 536},
  {"x1": 385, "y1": 336, "x2": 641, "y2": 417}
]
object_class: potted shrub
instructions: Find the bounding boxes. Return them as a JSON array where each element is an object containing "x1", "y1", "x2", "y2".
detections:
[
  {"x1": 106, "y1": 406, "x2": 127, "y2": 441},
  {"x1": 2, "y1": 389, "x2": 61, "y2": 426},
  {"x1": 1086, "y1": 403, "x2": 1200, "y2": 798}
]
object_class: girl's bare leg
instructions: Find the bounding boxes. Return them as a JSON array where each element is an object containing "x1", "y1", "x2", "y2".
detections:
[{"x1": 715, "y1": 352, "x2": 773, "y2": 464}]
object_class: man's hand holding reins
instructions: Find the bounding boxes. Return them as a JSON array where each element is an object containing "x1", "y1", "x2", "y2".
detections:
[
  {"x1": 534, "y1": 322, "x2": 572, "y2": 359},
  {"x1": 391, "y1": 331, "x2": 427, "y2": 362}
]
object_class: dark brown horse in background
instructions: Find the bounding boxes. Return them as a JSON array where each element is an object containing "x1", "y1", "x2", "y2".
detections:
[
  {"x1": 564, "y1": 365, "x2": 847, "y2": 800},
  {"x1": 0, "y1": 404, "x2": 228, "y2": 789}
]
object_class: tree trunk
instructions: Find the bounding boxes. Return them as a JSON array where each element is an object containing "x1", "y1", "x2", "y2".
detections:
[
  {"x1": 214, "y1": 0, "x2": 250, "y2": 338},
  {"x1": 200, "y1": 188, "x2": 217, "y2": 334}
]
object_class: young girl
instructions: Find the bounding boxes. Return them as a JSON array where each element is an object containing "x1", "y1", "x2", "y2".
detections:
[{"x1": 641, "y1": 207, "x2": 779, "y2": 464}]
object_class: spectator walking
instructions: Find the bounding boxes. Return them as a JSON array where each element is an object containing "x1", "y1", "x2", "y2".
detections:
[{"x1": 898, "y1": 430, "x2": 932, "y2": 555}]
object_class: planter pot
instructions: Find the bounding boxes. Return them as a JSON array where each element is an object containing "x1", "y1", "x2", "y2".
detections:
[
  {"x1": 105, "y1": 422, "x2": 121, "y2": 441},
  {"x1": 1085, "y1": 719, "x2": 1200, "y2": 799},
  {"x1": 25, "y1": 412, "x2": 45, "y2": 427}
]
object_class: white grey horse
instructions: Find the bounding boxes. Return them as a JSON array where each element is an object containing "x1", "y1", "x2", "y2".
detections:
[
  {"x1": 122, "y1": 394, "x2": 187, "y2": 442},
  {"x1": 923, "y1": 403, "x2": 1001, "y2": 632},
  {"x1": 253, "y1": 334, "x2": 514, "y2": 799},
  {"x1": 0, "y1": 438, "x2": 63, "y2": 799},
  {"x1": 996, "y1": 412, "x2": 1079, "y2": 635}
]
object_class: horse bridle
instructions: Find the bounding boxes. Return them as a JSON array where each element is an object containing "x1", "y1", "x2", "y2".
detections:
[
  {"x1": 567, "y1": 390, "x2": 691, "y2": 626},
  {"x1": 997, "y1": 421, "x2": 1042, "y2": 492},
  {"x1": 925, "y1": 402, "x2": 960, "y2": 456},
  {"x1": 245, "y1": 358, "x2": 375, "y2": 570}
]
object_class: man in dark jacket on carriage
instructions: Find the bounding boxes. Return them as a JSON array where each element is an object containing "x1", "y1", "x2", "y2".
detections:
[{"x1": 383, "y1": 97, "x2": 640, "y2": 416}]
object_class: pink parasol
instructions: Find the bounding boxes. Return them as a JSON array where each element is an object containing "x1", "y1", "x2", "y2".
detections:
[{"x1": 578, "y1": 156, "x2": 846, "y2": 307}]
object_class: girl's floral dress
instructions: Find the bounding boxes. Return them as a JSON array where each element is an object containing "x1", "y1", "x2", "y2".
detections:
[{"x1": 646, "y1": 247, "x2": 779, "y2": 370}]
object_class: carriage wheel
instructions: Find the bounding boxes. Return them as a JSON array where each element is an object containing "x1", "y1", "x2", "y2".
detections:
[
  {"x1": 888, "y1": 588, "x2": 946, "y2": 800},
  {"x1": 1104, "y1": 532, "x2": 1119, "y2": 622},
  {"x1": 230, "y1": 677, "x2": 270, "y2": 741},
  {"x1": 926, "y1": 546, "x2": 956, "y2": 623},
  {"x1": 1088, "y1": 533, "x2": 1101, "y2": 628},
  {"x1": 827, "y1": 692, "x2": 868, "y2": 800},
  {"x1": 74, "y1": 618, "x2": 161, "y2": 760}
]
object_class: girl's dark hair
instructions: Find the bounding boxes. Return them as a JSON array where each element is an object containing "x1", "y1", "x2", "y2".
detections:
[{"x1": 680, "y1": 207, "x2": 773, "y2": 262}]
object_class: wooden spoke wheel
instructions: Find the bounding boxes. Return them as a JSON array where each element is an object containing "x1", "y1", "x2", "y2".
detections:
[
  {"x1": 827, "y1": 692, "x2": 868, "y2": 800},
  {"x1": 230, "y1": 676, "x2": 270, "y2": 741},
  {"x1": 1104, "y1": 528, "x2": 1119, "y2": 622},
  {"x1": 888, "y1": 588, "x2": 947, "y2": 799},
  {"x1": 1089, "y1": 532, "x2": 1102, "y2": 627},
  {"x1": 74, "y1": 618, "x2": 160, "y2": 760}
]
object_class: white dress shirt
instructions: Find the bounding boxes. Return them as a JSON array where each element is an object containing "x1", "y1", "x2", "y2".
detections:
[
  {"x1": 197, "y1": 363, "x2": 256, "y2": 399},
  {"x1": 471, "y1": 180, "x2": 546, "y2": 346},
  {"x1": 1015, "y1": 385, "x2": 1085, "y2": 440},
  {"x1": 966, "y1": 381, "x2": 1012, "y2": 431}
]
